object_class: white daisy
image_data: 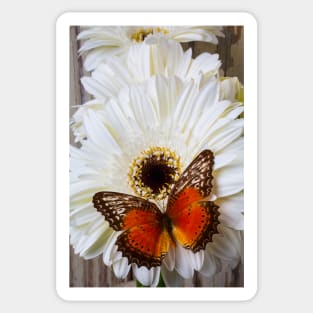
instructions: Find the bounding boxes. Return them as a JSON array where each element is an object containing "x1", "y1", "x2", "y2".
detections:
[
  {"x1": 70, "y1": 74, "x2": 243, "y2": 286},
  {"x1": 78, "y1": 26, "x2": 224, "y2": 71},
  {"x1": 71, "y1": 38, "x2": 221, "y2": 142}
]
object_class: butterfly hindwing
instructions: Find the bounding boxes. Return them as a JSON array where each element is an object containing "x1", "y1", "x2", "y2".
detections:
[
  {"x1": 92, "y1": 191, "x2": 171, "y2": 268},
  {"x1": 170, "y1": 196, "x2": 220, "y2": 252},
  {"x1": 190, "y1": 201, "x2": 220, "y2": 252},
  {"x1": 116, "y1": 223, "x2": 172, "y2": 269}
]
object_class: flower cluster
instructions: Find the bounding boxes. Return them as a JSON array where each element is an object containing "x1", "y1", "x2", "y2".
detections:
[{"x1": 70, "y1": 26, "x2": 244, "y2": 287}]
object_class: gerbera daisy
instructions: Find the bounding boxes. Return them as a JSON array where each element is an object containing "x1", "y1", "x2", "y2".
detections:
[
  {"x1": 71, "y1": 38, "x2": 221, "y2": 142},
  {"x1": 77, "y1": 26, "x2": 224, "y2": 71},
  {"x1": 70, "y1": 74, "x2": 244, "y2": 286}
]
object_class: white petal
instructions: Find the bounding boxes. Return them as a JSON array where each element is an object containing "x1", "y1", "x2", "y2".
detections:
[
  {"x1": 83, "y1": 66, "x2": 123, "y2": 99},
  {"x1": 188, "y1": 80, "x2": 220, "y2": 131},
  {"x1": 132, "y1": 265, "x2": 161, "y2": 287},
  {"x1": 214, "y1": 153, "x2": 237, "y2": 171},
  {"x1": 214, "y1": 151, "x2": 244, "y2": 197},
  {"x1": 70, "y1": 186, "x2": 95, "y2": 203},
  {"x1": 168, "y1": 27, "x2": 222, "y2": 44},
  {"x1": 173, "y1": 80, "x2": 197, "y2": 131},
  {"x1": 202, "y1": 105, "x2": 243, "y2": 141},
  {"x1": 190, "y1": 100, "x2": 233, "y2": 150},
  {"x1": 220, "y1": 77, "x2": 242, "y2": 101},
  {"x1": 217, "y1": 192, "x2": 244, "y2": 230},
  {"x1": 70, "y1": 203, "x2": 99, "y2": 225},
  {"x1": 70, "y1": 180, "x2": 103, "y2": 198},
  {"x1": 221, "y1": 225, "x2": 243, "y2": 257},
  {"x1": 193, "y1": 250, "x2": 204, "y2": 271},
  {"x1": 174, "y1": 245, "x2": 203, "y2": 279},
  {"x1": 70, "y1": 225, "x2": 87, "y2": 247},
  {"x1": 112, "y1": 256, "x2": 131, "y2": 279},
  {"x1": 154, "y1": 75, "x2": 170, "y2": 122},
  {"x1": 188, "y1": 53, "x2": 220, "y2": 79},
  {"x1": 127, "y1": 44, "x2": 150, "y2": 81},
  {"x1": 200, "y1": 250, "x2": 222, "y2": 277},
  {"x1": 214, "y1": 136, "x2": 243, "y2": 170},
  {"x1": 105, "y1": 58, "x2": 134, "y2": 87},
  {"x1": 209, "y1": 225, "x2": 242, "y2": 267},
  {"x1": 83, "y1": 110, "x2": 121, "y2": 153},
  {"x1": 191, "y1": 110, "x2": 243, "y2": 154},
  {"x1": 161, "y1": 266, "x2": 192, "y2": 287},
  {"x1": 80, "y1": 77, "x2": 107, "y2": 100},
  {"x1": 102, "y1": 98, "x2": 135, "y2": 142},
  {"x1": 176, "y1": 48, "x2": 192, "y2": 78},
  {"x1": 70, "y1": 199, "x2": 91, "y2": 214},
  {"x1": 81, "y1": 228, "x2": 113, "y2": 259},
  {"x1": 83, "y1": 47, "x2": 124, "y2": 71},
  {"x1": 70, "y1": 210, "x2": 99, "y2": 227},
  {"x1": 102, "y1": 232, "x2": 120, "y2": 266},
  {"x1": 208, "y1": 120, "x2": 244, "y2": 152},
  {"x1": 79, "y1": 39, "x2": 119, "y2": 51},
  {"x1": 74, "y1": 223, "x2": 108, "y2": 256},
  {"x1": 150, "y1": 42, "x2": 166, "y2": 74},
  {"x1": 129, "y1": 86, "x2": 159, "y2": 130},
  {"x1": 164, "y1": 39, "x2": 184, "y2": 76}
]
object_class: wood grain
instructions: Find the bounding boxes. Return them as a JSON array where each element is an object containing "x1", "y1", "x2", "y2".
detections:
[{"x1": 69, "y1": 25, "x2": 244, "y2": 287}]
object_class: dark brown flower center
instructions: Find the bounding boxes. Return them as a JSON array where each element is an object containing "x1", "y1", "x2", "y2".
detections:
[
  {"x1": 128, "y1": 146, "x2": 181, "y2": 200},
  {"x1": 140, "y1": 157, "x2": 175, "y2": 194}
]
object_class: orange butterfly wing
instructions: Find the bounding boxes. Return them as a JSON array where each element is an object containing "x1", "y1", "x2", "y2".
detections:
[
  {"x1": 166, "y1": 150, "x2": 220, "y2": 252},
  {"x1": 93, "y1": 192, "x2": 172, "y2": 269}
]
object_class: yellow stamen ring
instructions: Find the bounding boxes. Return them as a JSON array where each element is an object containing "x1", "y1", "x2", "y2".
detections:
[{"x1": 130, "y1": 27, "x2": 169, "y2": 42}]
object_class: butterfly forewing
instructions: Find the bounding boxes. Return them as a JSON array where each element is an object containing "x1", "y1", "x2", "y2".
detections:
[
  {"x1": 92, "y1": 191, "x2": 171, "y2": 268},
  {"x1": 167, "y1": 149, "x2": 214, "y2": 210},
  {"x1": 93, "y1": 191, "x2": 161, "y2": 231}
]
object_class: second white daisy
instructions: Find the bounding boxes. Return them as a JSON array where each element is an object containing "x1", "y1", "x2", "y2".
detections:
[{"x1": 78, "y1": 25, "x2": 224, "y2": 71}]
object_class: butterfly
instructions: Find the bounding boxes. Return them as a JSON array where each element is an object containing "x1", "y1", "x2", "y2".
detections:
[{"x1": 92, "y1": 149, "x2": 220, "y2": 269}]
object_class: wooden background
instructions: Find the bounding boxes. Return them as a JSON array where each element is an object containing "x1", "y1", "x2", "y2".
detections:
[{"x1": 69, "y1": 26, "x2": 244, "y2": 287}]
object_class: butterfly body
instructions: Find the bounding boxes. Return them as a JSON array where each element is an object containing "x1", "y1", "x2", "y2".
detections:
[
  {"x1": 160, "y1": 213, "x2": 174, "y2": 238},
  {"x1": 93, "y1": 150, "x2": 220, "y2": 269}
]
